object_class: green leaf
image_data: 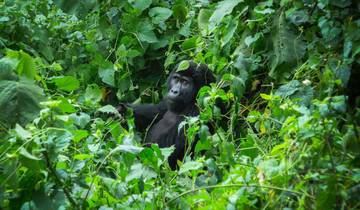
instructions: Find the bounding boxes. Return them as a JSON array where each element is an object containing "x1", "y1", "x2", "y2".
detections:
[
  {"x1": 15, "y1": 124, "x2": 32, "y2": 139},
  {"x1": 197, "y1": 9, "x2": 212, "y2": 35},
  {"x1": 0, "y1": 79, "x2": 44, "y2": 126},
  {"x1": 85, "y1": 84, "x2": 102, "y2": 105},
  {"x1": 172, "y1": 2, "x2": 188, "y2": 21},
  {"x1": 275, "y1": 80, "x2": 301, "y2": 97},
  {"x1": 71, "y1": 130, "x2": 89, "y2": 143},
  {"x1": 221, "y1": 17, "x2": 239, "y2": 47},
  {"x1": 46, "y1": 129, "x2": 72, "y2": 154},
  {"x1": 98, "y1": 105, "x2": 119, "y2": 116},
  {"x1": 74, "y1": 153, "x2": 93, "y2": 160},
  {"x1": 179, "y1": 161, "x2": 203, "y2": 174},
  {"x1": 176, "y1": 60, "x2": 190, "y2": 72},
  {"x1": 330, "y1": 0, "x2": 351, "y2": 8},
  {"x1": 50, "y1": 76, "x2": 80, "y2": 92},
  {"x1": 58, "y1": 98, "x2": 77, "y2": 113},
  {"x1": 288, "y1": 10, "x2": 309, "y2": 26},
  {"x1": 137, "y1": 20, "x2": 158, "y2": 43},
  {"x1": 126, "y1": 163, "x2": 157, "y2": 182},
  {"x1": 149, "y1": 7, "x2": 172, "y2": 24},
  {"x1": 49, "y1": 62, "x2": 63, "y2": 71},
  {"x1": 208, "y1": 0, "x2": 242, "y2": 32},
  {"x1": 7, "y1": 50, "x2": 37, "y2": 80},
  {"x1": 160, "y1": 146, "x2": 175, "y2": 161},
  {"x1": 244, "y1": 33, "x2": 261, "y2": 47},
  {"x1": 114, "y1": 145, "x2": 144, "y2": 154},
  {"x1": 181, "y1": 37, "x2": 197, "y2": 50},
  {"x1": 128, "y1": 0, "x2": 152, "y2": 12},
  {"x1": 98, "y1": 62, "x2": 115, "y2": 87},
  {"x1": 270, "y1": 13, "x2": 306, "y2": 78},
  {"x1": 179, "y1": 19, "x2": 192, "y2": 37},
  {"x1": 0, "y1": 57, "x2": 18, "y2": 80},
  {"x1": 231, "y1": 76, "x2": 245, "y2": 98},
  {"x1": 69, "y1": 112, "x2": 91, "y2": 128},
  {"x1": 19, "y1": 147, "x2": 40, "y2": 160}
]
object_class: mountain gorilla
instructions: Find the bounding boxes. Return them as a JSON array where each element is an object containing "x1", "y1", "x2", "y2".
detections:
[{"x1": 118, "y1": 61, "x2": 215, "y2": 169}]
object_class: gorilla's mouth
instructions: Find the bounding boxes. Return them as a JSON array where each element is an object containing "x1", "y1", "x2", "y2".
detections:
[{"x1": 167, "y1": 97, "x2": 181, "y2": 104}]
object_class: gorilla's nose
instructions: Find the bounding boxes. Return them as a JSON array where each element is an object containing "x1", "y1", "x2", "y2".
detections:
[{"x1": 171, "y1": 89, "x2": 179, "y2": 94}]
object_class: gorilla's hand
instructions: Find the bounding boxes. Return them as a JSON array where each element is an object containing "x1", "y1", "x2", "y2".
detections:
[{"x1": 117, "y1": 103, "x2": 127, "y2": 115}]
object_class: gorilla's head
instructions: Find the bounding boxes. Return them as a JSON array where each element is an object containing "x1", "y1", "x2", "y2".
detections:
[{"x1": 166, "y1": 61, "x2": 215, "y2": 112}]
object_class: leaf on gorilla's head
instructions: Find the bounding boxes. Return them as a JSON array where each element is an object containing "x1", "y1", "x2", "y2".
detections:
[
  {"x1": 176, "y1": 60, "x2": 190, "y2": 72},
  {"x1": 0, "y1": 79, "x2": 44, "y2": 126}
]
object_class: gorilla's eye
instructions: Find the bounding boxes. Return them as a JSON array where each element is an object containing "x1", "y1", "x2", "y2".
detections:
[
  {"x1": 173, "y1": 75, "x2": 180, "y2": 82},
  {"x1": 182, "y1": 80, "x2": 189, "y2": 86}
]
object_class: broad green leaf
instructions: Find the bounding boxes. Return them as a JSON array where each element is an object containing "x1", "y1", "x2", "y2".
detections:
[
  {"x1": 172, "y1": 2, "x2": 188, "y2": 21},
  {"x1": 139, "y1": 148, "x2": 158, "y2": 169},
  {"x1": 288, "y1": 10, "x2": 309, "y2": 25},
  {"x1": 49, "y1": 62, "x2": 63, "y2": 71},
  {"x1": 244, "y1": 33, "x2": 261, "y2": 47},
  {"x1": 0, "y1": 79, "x2": 44, "y2": 126},
  {"x1": 330, "y1": 0, "x2": 351, "y2": 8},
  {"x1": 160, "y1": 146, "x2": 175, "y2": 161},
  {"x1": 8, "y1": 50, "x2": 36, "y2": 80},
  {"x1": 181, "y1": 37, "x2": 197, "y2": 50},
  {"x1": 149, "y1": 7, "x2": 172, "y2": 24},
  {"x1": 50, "y1": 76, "x2": 80, "y2": 92},
  {"x1": 69, "y1": 112, "x2": 91, "y2": 128},
  {"x1": 165, "y1": 52, "x2": 176, "y2": 69},
  {"x1": 197, "y1": 9, "x2": 212, "y2": 35},
  {"x1": 179, "y1": 161, "x2": 203, "y2": 174},
  {"x1": 330, "y1": 95, "x2": 346, "y2": 113},
  {"x1": 114, "y1": 145, "x2": 144, "y2": 154},
  {"x1": 126, "y1": 163, "x2": 157, "y2": 182},
  {"x1": 85, "y1": 84, "x2": 102, "y2": 105},
  {"x1": 179, "y1": 19, "x2": 192, "y2": 37},
  {"x1": 208, "y1": 0, "x2": 242, "y2": 32},
  {"x1": 15, "y1": 124, "x2": 32, "y2": 139},
  {"x1": 98, "y1": 105, "x2": 119, "y2": 116},
  {"x1": 260, "y1": 93, "x2": 272, "y2": 100},
  {"x1": 128, "y1": 0, "x2": 152, "y2": 12},
  {"x1": 54, "y1": 0, "x2": 97, "y2": 18},
  {"x1": 275, "y1": 80, "x2": 301, "y2": 97},
  {"x1": 46, "y1": 130, "x2": 72, "y2": 153},
  {"x1": 137, "y1": 20, "x2": 158, "y2": 43},
  {"x1": 176, "y1": 60, "x2": 190, "y2": 72},
  {"x1": 0, "y1": 16, "x2": 10, "y2": 22},
  {"x1": 74, "y1": 153, "x2": 93, "y2": 160},
  {"x1": 19, "y1": 147, "x2": 40, "y2": 160},
  {"x1": 71, "y1": 130, "x2": 89, "y2": 143},
  {"x1": 221, "y1": 17, "x2": 239, "y2": 47},
  {"x1": 98, "y1": 62, "x2": 115, "y2": 87},
  {"x1": 0, "y1": 57, "x2": 18, "y2": 80},
  {"x1": 231, "y1": 76, "x2": 245, "y2": 98},
  {"x1": 270, "y1": 13, "x2": 306, "y2": 78},
  {"x1": 59, "y1": 98, "x2": 76, "y2": 113}
]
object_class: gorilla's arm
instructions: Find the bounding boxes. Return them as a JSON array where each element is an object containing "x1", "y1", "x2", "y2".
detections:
[{"x1": 127, "y1": 101, "x2": 168, "y2": 132}]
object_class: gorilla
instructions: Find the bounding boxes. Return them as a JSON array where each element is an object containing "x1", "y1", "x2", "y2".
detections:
[{"x1": 118, "y1": 61, "x2": 215, "y2": 169}]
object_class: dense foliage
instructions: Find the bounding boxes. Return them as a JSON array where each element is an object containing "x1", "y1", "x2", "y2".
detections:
[{"x1": 0, "y1": 0, "x2": 359, "y2": 209}]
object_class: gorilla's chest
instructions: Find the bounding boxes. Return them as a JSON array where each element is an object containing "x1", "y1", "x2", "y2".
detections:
[{"x1": 145, "y1": 111, "x2": 183, "y2": 147}]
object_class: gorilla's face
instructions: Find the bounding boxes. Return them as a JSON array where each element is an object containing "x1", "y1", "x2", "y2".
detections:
[{"x1": 167, "y1": 72, "x2": 196, "y2": 111}]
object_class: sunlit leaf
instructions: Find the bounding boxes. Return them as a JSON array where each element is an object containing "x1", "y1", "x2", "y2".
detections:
[
  {"x1": 50, "y1": 76, "x2": 80, "y2": 92},
  {"x1": 176, "y1": 60, "x2": 190, "y2": 72},
  {"x1": 208, "y1": 0, "x2": 242, "y2": 32}
]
